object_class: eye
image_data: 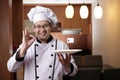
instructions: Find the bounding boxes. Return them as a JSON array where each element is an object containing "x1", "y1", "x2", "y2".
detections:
[
  {"x1": 34, "y1": 25, "x2": 42, "y2": 28},
  {"x1": 43, "y1": 24, "x2": 50, "y2": 27},
  {"x1": 34, "y1": 23, "x2": 51, "y2": 29}
]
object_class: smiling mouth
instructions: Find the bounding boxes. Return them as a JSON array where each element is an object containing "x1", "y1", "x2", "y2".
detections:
[{"x1": 39, "y1": 31, "x2": 47, "y2": 37}]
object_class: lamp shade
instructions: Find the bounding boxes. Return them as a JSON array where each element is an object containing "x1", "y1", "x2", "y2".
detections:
[
  {"x1": 94, "y1": 5, "x2": 103, "y2": 19},
  {"x1": 80, "y1": 5, "x2": 89, "y2": 19},
  {"x1": 65, "y1": 4, "x2": 74, "y2": 19}
]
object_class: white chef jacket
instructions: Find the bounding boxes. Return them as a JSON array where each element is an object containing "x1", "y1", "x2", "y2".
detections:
[{"x1": 7, "y1": 38, "x2": 78, "y2": 80}]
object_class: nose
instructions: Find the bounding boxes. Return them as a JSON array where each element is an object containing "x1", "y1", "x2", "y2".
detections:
[{"x1": 40, "y1": 26, "x2": 45, "y2": 31}]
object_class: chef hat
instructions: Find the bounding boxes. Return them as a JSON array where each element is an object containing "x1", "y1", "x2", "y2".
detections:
[{"x1": 27, "y1": 6, "x2": 58, "y2": 26}]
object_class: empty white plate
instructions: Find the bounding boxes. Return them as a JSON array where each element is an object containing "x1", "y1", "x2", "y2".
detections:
[{"x1": 51, "y1": 49, "x2": 82, "y2": 54}]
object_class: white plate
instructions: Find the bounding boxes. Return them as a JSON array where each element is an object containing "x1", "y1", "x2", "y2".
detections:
[{"x1": 51, "y1": 49, "x2": 82, "y2": 54}]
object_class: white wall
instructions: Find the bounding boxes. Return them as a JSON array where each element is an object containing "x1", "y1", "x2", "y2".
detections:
[{"x1": 92, "y1": 0, "x2": 120, "y2": 68}]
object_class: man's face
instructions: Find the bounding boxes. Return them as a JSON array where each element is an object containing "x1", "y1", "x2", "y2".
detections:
[{"x1": 33, "y1": 20, "x2": 52, "y2": 41}]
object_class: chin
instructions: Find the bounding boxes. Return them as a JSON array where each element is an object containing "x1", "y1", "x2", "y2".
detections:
[
  {"x1": 38, "y1": 34, "x2": 49, "y2": 40},
  {"x1": 39, "y1": 36, "x2": 47, "y2": 40}
]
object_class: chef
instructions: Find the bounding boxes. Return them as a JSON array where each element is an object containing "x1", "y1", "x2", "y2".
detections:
[{"x1": 7, "y1": 6, "x2": 78, "y2": 80}]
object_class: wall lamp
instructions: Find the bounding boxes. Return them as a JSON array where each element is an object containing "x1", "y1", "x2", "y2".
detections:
[
  {"x1": 65, "y1": 3, "x2": 74, "y2": 19},
  {"x1": 94, "y1": 2, "x2": 103, "y2": 19},
  {"x1": 65, "y1": 0, "x2": 103, "y2": 19},
  {"x1": 80, "y1": 4, "x2": 89, "y2": 19}
]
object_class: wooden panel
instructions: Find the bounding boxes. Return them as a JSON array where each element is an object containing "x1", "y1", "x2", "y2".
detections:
[
  {"x1": 0, "y1": 0, "x2": 13, "y2": 80},
  {"x1": 12, "y1": 0, "x2": 23, "y2": 80},
  {"x1": 12, "y1": 0, "x2": 23, "y2": 47},
  {"x1": 51, "y1": 32, "x2": 87, "y2": 49},
  {"x1": 0, "y1": 0, "x2": 23, "y2": 80}
]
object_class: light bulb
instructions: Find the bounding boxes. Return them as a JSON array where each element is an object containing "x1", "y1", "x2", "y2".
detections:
[
  {"x1": 65, "y1": 4, "x2": 74, "y2": 19},
  {"x1": 94, "y1": 4, "x2": 103, "y2": 19},
  {"x1": 80, "y1": 5, "x2": 89, "y2": 19}
]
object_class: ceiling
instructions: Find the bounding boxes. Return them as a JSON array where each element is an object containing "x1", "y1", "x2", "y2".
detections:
[{"x1": 23, "y1": 0, "x2": 95, "y2": 4}]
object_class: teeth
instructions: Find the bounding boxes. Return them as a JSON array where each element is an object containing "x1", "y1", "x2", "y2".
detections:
[{"x1": 40, "y1": 33, "x2": 46, "y2": 36}]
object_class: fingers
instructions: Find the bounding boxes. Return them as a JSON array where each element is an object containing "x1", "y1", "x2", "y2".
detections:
[
  {"x1": 22, "y1": 28, "x2": 35, "y2": 49},
  {"x1": 24, "y1": 28, "x2": 29, "y2": 37},
  {"x1": 22, "y1": 28, "x2": 28, "y2": 38},
  {"x1": 22, "y1": 29, "x2": 27, "y2": 42},
  {"x1": 23, "y1": 28, "x2": 33, "y2": 40},
  {"x1": 57, "y1": 53, "x2": 65, "y2": 65},
  {"x1": 23, "y1": 28, "x2": 29, "y2": 35},
  {"x1": 29, "y1": 34, "x2": 35, "y2": 42},
  {"x1": 22, "y1": 30, "x2": 25, "y2": 42},
  {"x1": 57, "y1": 53, "x2": 71, "y2": 67},
  {"x1": 22, "y1": 28, "x2": 35, "y2": 45},
  {"x1": 66, "y1": 53, "x2": 71, "y2": 63}
]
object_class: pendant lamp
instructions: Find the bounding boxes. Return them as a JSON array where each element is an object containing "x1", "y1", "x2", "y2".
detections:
[
  {"x1": 80, "y1": 4, "x2": 89, "y2": 19},
  {"x1": 65, "y1": 4, "x2": 74, "y2": 19},
  {"x1": 94, "y1": 3, "x2": 103, "y2": 19}
]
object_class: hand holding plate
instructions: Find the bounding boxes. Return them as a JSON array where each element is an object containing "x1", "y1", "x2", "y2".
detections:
[{"x1": 57, "y1": 53, "x2": 71, "y2": 73}]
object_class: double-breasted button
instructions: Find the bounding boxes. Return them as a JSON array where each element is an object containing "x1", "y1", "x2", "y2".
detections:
[
  {"x1": 36, "y1": 54, "x2": 38, "y2": 57},
  {"x1": 36, "y1": 65, "x2": 39, "y2": 68},
  {"x1": 51, "y1": 54, "x2": 53, "y2": 56},
  {"x1": 49, "y1": 65, "x2": 52, "y2": 68},
  {"x1": 48, "y1": 76, "x2": 51, "y2": 79},
  {"x1": 51, "y1": 45, "x2": 54, "y2": 47},
  {"x1": 36, "y1": 76, "x2": 39, "y2": 79}
]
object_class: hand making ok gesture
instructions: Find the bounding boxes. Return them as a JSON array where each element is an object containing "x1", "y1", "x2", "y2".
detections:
[{"x1": 19, "y1": 28, "x2": 35, "y2": 57}]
